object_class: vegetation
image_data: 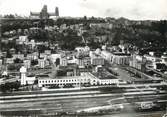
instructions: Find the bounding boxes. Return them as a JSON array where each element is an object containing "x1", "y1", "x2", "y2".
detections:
[
  {"x1": 0, "y1": 81, "x2": 21, "y2": 93},
  {"x1": 1, "y1": 17, "x2": 167, "y2": 51},
  {"x1": 31, "y1": 60, "x2": 38, "y2": 66},
  {"x1": 8, "y1": 64, "x2": 22, "y2": 71},
  {"x1": 14, "y1": 58, "x2": 23, "y2": 63}
]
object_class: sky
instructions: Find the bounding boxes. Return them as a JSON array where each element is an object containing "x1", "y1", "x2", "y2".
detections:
[{"x1": 0, "y1": 0, "x2": 167, "y2": 20}]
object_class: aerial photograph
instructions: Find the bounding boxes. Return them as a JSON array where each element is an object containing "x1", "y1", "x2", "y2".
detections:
[{"x1": 0, "y1": 0, "x2": 167, "y2": 117}]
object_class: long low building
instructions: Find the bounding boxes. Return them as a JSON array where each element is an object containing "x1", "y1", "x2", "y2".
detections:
[
  {"x1": 38, "y1": 76, "x2": 90, "y2": 87},
  {"x1": 38, "y1": 72, "x2": 119, "y2": 87}
]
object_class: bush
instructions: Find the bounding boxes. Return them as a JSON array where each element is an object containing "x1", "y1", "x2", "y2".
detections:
[{"x1": 0, "y1": 81, "x2": 21, "y2": 92}]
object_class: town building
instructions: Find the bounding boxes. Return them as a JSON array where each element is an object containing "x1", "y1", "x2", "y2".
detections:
[
  {"x1": 18, "y1": 36, "x2": 28, "y2": 44},
  {"x1": 38, "y1": 59, "x2": 45, "y2": 68},
  {"x1": 38, "y1": 74, "x2": 90, "y2": 87},
  {"x1": 90, "y1": 51, "x2": 104, "y2": 66},
  {"x1": 152, "y1": 62, "x2": 167, "y2": 71},
  {"x1": 144, "y1": 54, "x2": 161, "y2": 63},
  {"x1": 75, "y1": 46, "x2": 90, "y2": 57},
  {"x1": 2, "y1": 71, "x2": 8, "y2": 76},
  {"x1": 76, "y1": 57, "x2": 91, "y2": 68},
  {"x1": 38, "y1": 72, "x2": 119, "y2": 87},
  {"x1": 161, "y1": 55, "x2": 167, "y2": 65},
  {"x1": 91, "y1": 66, "x2": 119, "y2": 85},
  {"x1": 13, "y1": 54, "x2": 24, "y2": 60},
  {"x1": 44, "y1": 50, "x2": 51, "y2": 55},
  {"x1": 38, "y1": 63, "x2": 119, "y2": 88},
  {"x1": 111, "y1": 52, "x2": 130, "y2": 65},
  {"x1": 24, "y1": 60, "x2": 31, "y2": 69},
  {"x1": 27, "y1": 40, "x2": 36, "y2": 49},
  {"x1": 9, "y1": 48, "x2": 16, "y2": 54},
  {"x1": 76, "y1": 67, "x2": 93, "y2": 76},
  {"x1": 20, "y1": 66, "x2": 36, "y2": 85},
  {"x1": 25, "y1": 75, "x2": 36, "y2": 85},
  {"x1": 20, "y1": 66, "x2": 27, "y2": 85},
  {"x1": 50, "y1": 54, "x2": 61, "y2": 63},
  {"x1": 0, "y1": 59, "x2": 2, "y2": 70},
  {"x1": 89, "y1": 23, "x2": 113, "y2": 29},
  {"x1": 6, "y1": 58, "x2": 14, "y2": 64},
  {"x1": 101, "y1": 51, "x2": 112, "y2": 61},
  {"x1": 39, "y1": 53, "x2": 46, "y2": 59},
  {"x1": 91, "y1": 56, "x2": 104, "y2": 66},
  {"x1": 101, "y1": 45, "x2": 107, "y2": 50},
  {"x1": 59, "y1": 24, "x2": 67, "y2": 31},
  {"x1": 60, "y1": 57, "x2": 68, "y2": 66},
  {"x1": 129, "y1": 54, "x2": 146, "y2": 72},
  {"x1": 26, "y1": 54, "x2": 37, "y2": 60}
]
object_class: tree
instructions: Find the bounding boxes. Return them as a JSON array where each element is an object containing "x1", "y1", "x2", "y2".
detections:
[
  {"x1": 4, "y1": 14, "x2": 15, "y2": 19},
  {"x1": 55, "y1": 58, "x2": 60, "y2": 66},
  {"x1": 14, "y1": 58, "x2": 23, "y2": 63},
  {"x1": 31, "y1": 60, "x2": 38, "y2": 66},
  {"x1": 83, "y1": 16, "x2": 87, "y2": 20},
  {"x1": 6, "y1": 51, "x2": 12, "y2": 58},
  {"x1": 0, "y1": 81, "x2": 21, "y2": 93},
  {"x1": 0, "y1": 84, "x2": 6, "y2": 92}
]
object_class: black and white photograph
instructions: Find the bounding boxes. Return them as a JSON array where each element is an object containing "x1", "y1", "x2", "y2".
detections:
[{"x1": 0, "y1": 0, "x2": 167, "y2": 117}]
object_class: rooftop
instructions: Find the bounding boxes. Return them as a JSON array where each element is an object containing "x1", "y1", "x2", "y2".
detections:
[
  {"x1": 38, "y1": 75, "x2": 89, "y2": 80},
  {"x1": 112, "y1": 52, "x2": 131, "y2": 56},
  {"x1": 92, "y1": 68, "x2": 118, "y2": 80},
  {"x1": 59, "y1": 64, "x2": 77, "y2": 70}
]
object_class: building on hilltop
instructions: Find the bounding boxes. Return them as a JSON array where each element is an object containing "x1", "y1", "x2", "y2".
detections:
[{"x1": 30, "y1": 5, "x2": 59, "y2": 19}]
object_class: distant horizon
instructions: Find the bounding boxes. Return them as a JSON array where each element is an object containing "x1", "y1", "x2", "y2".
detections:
[
  {"x1": 0, "y1": 0, "x2": 167, "y2": 20},
  {"x1": 0, "y1": 15, "x2": 166, "y2": 21}
]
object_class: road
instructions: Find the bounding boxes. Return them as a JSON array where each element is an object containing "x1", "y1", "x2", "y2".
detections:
[
  {"x1": 146, "y1": 65, "x2": 167, "y2": 81},
  {"x1": 111, "y1": 66, "x2": 141, "y2": 82}
]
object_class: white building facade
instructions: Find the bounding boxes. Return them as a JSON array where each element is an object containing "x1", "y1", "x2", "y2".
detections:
[{"x1": 38, "y1": 72, "x2": 119, "y2": 87}]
